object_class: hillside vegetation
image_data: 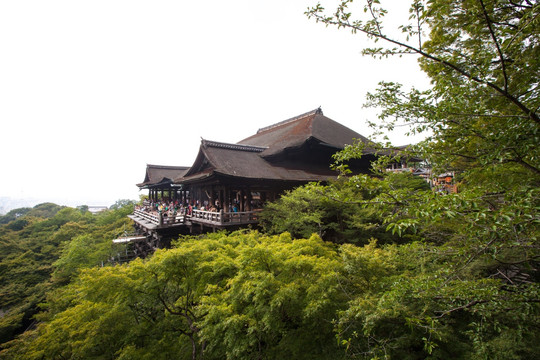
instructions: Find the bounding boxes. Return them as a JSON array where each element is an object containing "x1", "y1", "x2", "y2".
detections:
[
  {"x1": 0, "y1": 182, "x2": 537, "y2": 359},
  {"x1": 0, "y1": 202, "x2": 134, "y2": 345},
  {"x1": 1, "y1": 0, "x2": 539, "y2": 358}
]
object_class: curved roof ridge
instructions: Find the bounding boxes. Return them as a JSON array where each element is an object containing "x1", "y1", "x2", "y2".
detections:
[
  {"x1": 201, "y1": 139, "x2": 267, "y2": 152},
  {"x1": 256, "y1": 107, "x2": 322, "y2": 134},
  {"x1": 146, "y1": 164, "x2": 190, "y2": 170}
]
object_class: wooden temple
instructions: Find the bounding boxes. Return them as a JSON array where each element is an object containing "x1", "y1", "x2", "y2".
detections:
[
  {"x1": 136, "y1": 164, "x2": 189, "y2": 202},
  {"x1": 124, "y1": 108, "x2": 376, "y2": 256}
]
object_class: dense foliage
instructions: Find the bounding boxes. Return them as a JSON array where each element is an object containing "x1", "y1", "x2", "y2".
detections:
[
  {"x1": 11, "y1": 232, "x2": 350, "y2": 360},
  {"x1": 4, "y1": 228, "x2": 538, "y2": 359},
  {"x1": 0, "y1": 0, "x2": 538, "y2": 358},
  {"x1": 260, "y1": 173, "x2": 430, "y2": 244},
  {"x1": 305, "y1": 0, "x2": 540, "y2": 357},
  {"x1": 0, "y1": 201, "x2": 134, "y2": 345}
]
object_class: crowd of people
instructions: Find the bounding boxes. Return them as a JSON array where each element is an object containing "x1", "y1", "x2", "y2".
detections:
[{"x1": 136, "y1": 198, "x2": 241, "y2": 219}]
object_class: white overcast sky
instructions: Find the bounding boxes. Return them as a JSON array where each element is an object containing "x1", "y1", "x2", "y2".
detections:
[{"x1": 0, "y1": 0, "x2": 429, "y2": 207}]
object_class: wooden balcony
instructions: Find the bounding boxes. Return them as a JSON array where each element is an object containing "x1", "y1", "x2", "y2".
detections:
[
  {"x1": 128, "y1": 209, "x2": 186, "y2": 230},
  {"x1": 190, "y1": 209, "x2": 261, "y2": 227},
  {"x1": 129, "y1": 208, "x2": 261, "y2": 231}
]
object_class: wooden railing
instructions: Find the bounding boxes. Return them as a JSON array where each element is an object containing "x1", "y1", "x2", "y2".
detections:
[
  {"x1": 132, "y1": 208, "x2": 261, "y2": 228},
  {"x1": 190, "y1": 209, "x2": 262, "y2": 226},
  {"x1": 133, "y1": 209, "x2": 185, "y2": 226}
]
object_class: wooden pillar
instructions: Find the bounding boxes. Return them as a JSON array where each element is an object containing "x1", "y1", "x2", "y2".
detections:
[
  {"x1": 224, "y1": 187, "x2": 231, "y2": 212},
  {"x1": 209, "y1": 186, "x2": 215, "y2": 208},
  {"x1": 247, "y1": 190, "x2": 252, "y2": 211},
  {"x1": 218, "y1": 187, "x2": 224, "y2": 210},
  {"x1": 239, "y1": 189, "x2": 245, "y2": 212},
  {"x1": 244, "y1": 187, "x2": 252, "y2": 211}
]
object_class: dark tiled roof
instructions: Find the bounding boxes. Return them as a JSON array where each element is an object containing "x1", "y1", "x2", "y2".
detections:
[
  {"x1": 137, "y1": 164, "x2": 190, "y2": 187},
  {"x1": 179, "y1": 140, "x2": 338, "y2": 183},
  {"x1": 171, "y1": 109, "x2": 373, "y2": 185},
  {"x1": 201, "y1": 140, "x2": 266, "y2": 153},
  {"x1": 237, "y1": 108, "x2": 371, "y2": 157}
]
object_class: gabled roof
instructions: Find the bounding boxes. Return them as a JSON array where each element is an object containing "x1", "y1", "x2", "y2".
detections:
[
  {"x1": 237, "y1": 108, "x2": 371, "y2": 157},
  {"x1": 137, "y1": 164, "x2": 190, "y2": 188},
  {"x1": 168, "y1": 108, "x2": 374, "y2": 185},
  {"x1": 177, "y1": 139, "x2": 338, "y2": 184}
]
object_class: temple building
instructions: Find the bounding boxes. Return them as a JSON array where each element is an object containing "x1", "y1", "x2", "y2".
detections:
[
  {"x1": 175, "y1": 108, "x2": 375, "y2": 213},
  {"x1": 136, "y1": 164, "x2": 189, "y2": 202},
  {"x1": 124, "y1": 108, "x2": 376, "y2": 256}
]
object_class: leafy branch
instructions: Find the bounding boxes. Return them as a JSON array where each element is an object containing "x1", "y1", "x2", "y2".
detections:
[{"x1": 306, "y1": 1, "x2": 540, "y2": 124}]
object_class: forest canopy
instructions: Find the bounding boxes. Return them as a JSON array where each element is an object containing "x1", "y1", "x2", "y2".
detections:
[{"x1": 1, "y1": 1, "x2": 538, "y2": 359}]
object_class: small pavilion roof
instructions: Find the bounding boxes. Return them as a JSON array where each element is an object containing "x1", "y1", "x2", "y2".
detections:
[{"x1": 137, "y1": 164, "x2": 190, "y2": 188}]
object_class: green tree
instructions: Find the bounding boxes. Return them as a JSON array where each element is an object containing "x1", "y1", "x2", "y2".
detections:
[
  {"x1": 261, "y1": 173, "x2": 429, "y2": 244},
  {"x1": 52, "y1": 203, "x2": 135, "y2": 284},
  {"x1": 335, "y1": 240, "x2": 540, "y2": 359},
  {"x1": 110, "y1": 199, "x2": 136, "y2": 210},
  {"x1": 307, "y1": 0, "x2": 539, "y2": 175},
  {"x1": 5, "y1": 231, "x2": 358, "y2": 360},
  {"x1": 261, "y1": 182, "x2": 352, "y2": 241},
  {"x1": 306, "y1": 0, "x2": 540, "y2": 357},
  {"x1": 199, "y1": 232, "x2": 348, "y2": 359},
  {"x1": 0, "y1": 206, "x2": 85, "y2": 344},
  {"x1": 0, "y1": 202, "x2": 135, "y2": 349},
  {"x1": 0, "y1": 208, "x2": 31, "y2": 225}
]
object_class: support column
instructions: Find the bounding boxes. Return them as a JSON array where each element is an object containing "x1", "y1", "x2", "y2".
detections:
[
  {"x1": 224, "y1": 186, "x2": 231, "y2": 212},
  {"x1": 239, "y1": 189, "x2": 245, "y2": 212},
  {"x1": 209, "y1": 186, "x2": 215, "y2": 208},
  {"x1": 218, "y1": 187, "x2": 224, "y2": 211},
  {"x1": 247, "y1": 190, "x2": 252, "y2": 211}
]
